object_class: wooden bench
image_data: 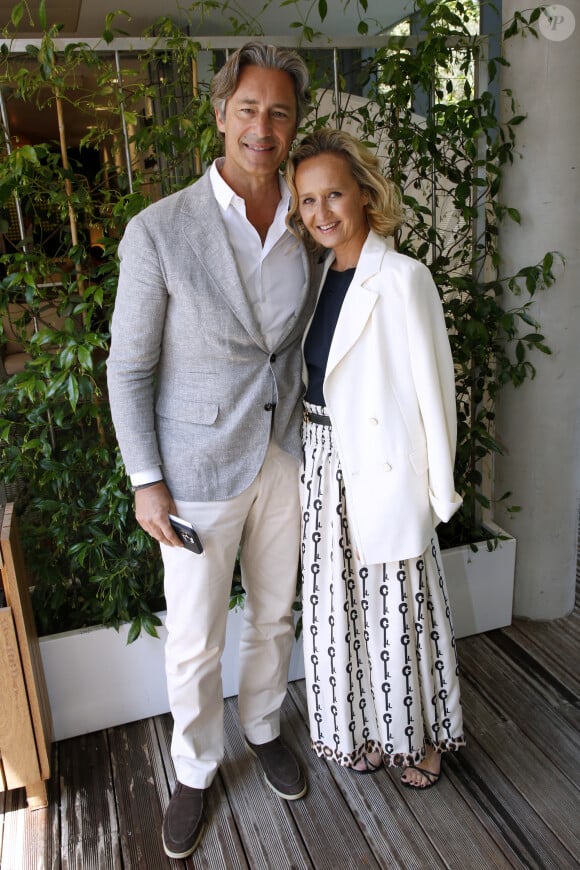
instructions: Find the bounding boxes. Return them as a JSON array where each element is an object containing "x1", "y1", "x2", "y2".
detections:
[{"x1": 0, "y1": 503, "x2": 52, "y2": 809}]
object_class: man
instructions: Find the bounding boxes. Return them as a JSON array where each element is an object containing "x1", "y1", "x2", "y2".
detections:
[{"x1": 107, "y1": 44, "x2": 315, "y2": 859}]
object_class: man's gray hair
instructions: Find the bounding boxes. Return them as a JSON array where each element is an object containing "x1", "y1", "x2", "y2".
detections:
[{"x1": 210, "y1": 42, "x2": 311, "y2": 126}]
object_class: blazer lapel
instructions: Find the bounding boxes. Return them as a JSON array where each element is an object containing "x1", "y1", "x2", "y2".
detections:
[
  {"x1": 179, "y1": 173, "x2": 318, "y2": 351},
  {"x1": 325, "y1": 281, "x2": 379, "y2": 377},
  {"x1": 325, "y1": 231, "x2": 385, "y2": 378},
  {"x1": 179, "y1": 173, "x2": 267, "y2": 347}
]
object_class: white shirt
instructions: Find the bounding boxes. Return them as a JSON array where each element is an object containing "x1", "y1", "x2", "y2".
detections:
[
  {"x1": 131, "y1": 159, "x2": 306, "y2": 486},
  {"x1": 210, "y1": 158, "x2": 306, "y2": 349}
]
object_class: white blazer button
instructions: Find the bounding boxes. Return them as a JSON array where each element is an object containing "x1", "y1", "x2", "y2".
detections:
[
  {"x1": 369, "y1": 417, "x2": 378, "y2": 425},
  {"x1": 384, "y1": 463, "x2": 392, "y2": 471}
]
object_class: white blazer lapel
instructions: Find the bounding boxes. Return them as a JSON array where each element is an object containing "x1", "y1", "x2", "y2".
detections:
[
  {"x1": 325, "y1": 231, "x2": 385, "y2": 378},
  {"x1": 325, "y1": 281, "x2": 379, "y2": 377}
]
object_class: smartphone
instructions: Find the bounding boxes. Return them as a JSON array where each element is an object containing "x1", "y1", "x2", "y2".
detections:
[{"x1": 168, "y1": 514, "x2": 204, "y2": 555}]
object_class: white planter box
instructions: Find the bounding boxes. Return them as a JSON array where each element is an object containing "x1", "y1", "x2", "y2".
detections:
[
  {"x1": 39, "y1": 608, "x2": 305, "y2": 742},
  {"x1": 40, "y1": 523, "x2": 515, "y2": 741},
  {"x1": 442, "y1": 521, "x2": 516, "y2": 639}
]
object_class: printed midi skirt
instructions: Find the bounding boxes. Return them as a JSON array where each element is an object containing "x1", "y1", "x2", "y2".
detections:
[{"x1": 300, "y1": 403, "x2": 465, "y2": 768}]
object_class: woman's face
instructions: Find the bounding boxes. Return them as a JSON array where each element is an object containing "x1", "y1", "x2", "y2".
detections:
[{"x1": 294, "y1": 152, "x2": 369, "y2": 268}]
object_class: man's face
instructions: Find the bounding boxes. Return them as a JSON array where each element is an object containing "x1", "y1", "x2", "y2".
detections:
[{"x1": 215, "y1": 64, "x2": 298, "y2": 189}]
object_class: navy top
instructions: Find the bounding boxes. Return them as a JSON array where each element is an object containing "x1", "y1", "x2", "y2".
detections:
[{"x1": 304, "y1": 267, "x2": 356, "y2": 406}]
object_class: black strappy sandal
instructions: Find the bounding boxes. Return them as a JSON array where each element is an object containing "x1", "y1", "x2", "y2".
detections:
[
  {"x1": 351, "y1": 755, "x2": 382, "y2": 775},
  {"x1": 400, "y1": 764, "x2": 441, "y2": 789}
]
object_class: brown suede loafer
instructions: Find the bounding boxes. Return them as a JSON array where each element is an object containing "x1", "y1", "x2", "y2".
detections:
[
  {"x1": 246, "y1": 737, "x2": 307, "y2": 800},
  {"x1": 162, "y1": 782, "x2": 205, "y2": 859}
]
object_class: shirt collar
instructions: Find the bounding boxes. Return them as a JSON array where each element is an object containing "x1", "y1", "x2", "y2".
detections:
[{"x1": 210, "y1": 157, "x2": 291, "y2": 215}]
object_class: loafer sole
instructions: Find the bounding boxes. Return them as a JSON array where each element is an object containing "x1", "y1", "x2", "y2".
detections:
[
  {"x1": 162, "y1": 821, "x2": 205, "y2": 859},
  {"x1": 245, "y1": 740, "x2": 307, "y2": 800},
  {"x1": 261, "y1": 773, "x2": 308, "y2": 801}
]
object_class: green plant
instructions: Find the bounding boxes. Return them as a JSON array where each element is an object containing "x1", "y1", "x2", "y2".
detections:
[
  {"x1": 0, "y1": 8, "x2": 222, "y2": 638},
  {"x1": 0, "y1": 182, "x2": 167, "y2": 640},
  {"x1": 0, "y1": 0, "x2": 559, "y2": 638}
]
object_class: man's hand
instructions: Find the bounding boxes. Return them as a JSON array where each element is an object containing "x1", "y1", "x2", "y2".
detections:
[{"x1": 135, "y1": 481, "x2": 183, "y2": 547}]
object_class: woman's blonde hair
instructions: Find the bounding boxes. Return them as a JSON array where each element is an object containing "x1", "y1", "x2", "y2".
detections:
[{"x1": 286, "y1": 128, "x2": 404, "y2": 249}]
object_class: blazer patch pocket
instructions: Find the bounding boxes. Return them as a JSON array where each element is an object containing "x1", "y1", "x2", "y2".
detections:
[{"x1": 156, "y1": 397, "x2": 219, "y2": 425}]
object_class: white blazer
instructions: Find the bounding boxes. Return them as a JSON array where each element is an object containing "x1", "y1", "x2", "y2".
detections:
[{"x1": 303, "y1": 230, "x2": 462, "y2": 564}]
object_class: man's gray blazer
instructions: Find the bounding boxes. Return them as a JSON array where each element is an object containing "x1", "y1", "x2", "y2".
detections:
[{"x1": 107, "y1": 169, "x2": 316, "y2": 502}]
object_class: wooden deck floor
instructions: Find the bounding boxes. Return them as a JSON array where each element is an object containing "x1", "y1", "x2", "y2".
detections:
[{"x1": 1, "y1": 589, "x2": 579, "y2": 869}]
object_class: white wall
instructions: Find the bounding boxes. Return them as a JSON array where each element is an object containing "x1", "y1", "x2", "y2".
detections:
[{"x1": 495, "y1": 1, "x2": 580, "y2": 618}]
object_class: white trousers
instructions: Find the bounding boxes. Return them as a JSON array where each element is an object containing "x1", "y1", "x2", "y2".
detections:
[{"x1": 160, "y1": 440, "x2": 300, "y2": 789}]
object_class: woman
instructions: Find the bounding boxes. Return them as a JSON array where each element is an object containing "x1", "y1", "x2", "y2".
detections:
[{"x1": 286, "y1": 128, "x2": 465, "y2": 788}]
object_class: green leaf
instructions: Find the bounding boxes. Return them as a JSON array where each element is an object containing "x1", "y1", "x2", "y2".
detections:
[
  {"x1": 142, "y1": 614, "x2": 162, "y2": 638},
  {"x1": 542, "y1": 251, "x2": 554, "y2": 278},
  {"x1": 77, "y1": 345, "x2": 94, "y2": 369},
  {"x1": 11, "y1": 2, "x2": 25, "y2": 28},
  {"x1": 127, "y1": 617, "x2": 142, "y2": 644},
  {"x1": 67, "y1": 375, "x2": 80, "y2": 410},
  {"x1": 38, "y1": 0, "x2": 47, "y2": 29}
]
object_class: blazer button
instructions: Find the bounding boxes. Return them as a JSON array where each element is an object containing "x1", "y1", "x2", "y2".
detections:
[
  {"x1": 369, "y1": 417, "x2": 379, "y2": 426},
  {"x1": 384, "y1": 463, "x2": 392, "y2": 472},
  {"x1": 264, "y1": 402, "x2": 274, "y2": 411},
  {"x1": 270, "y1": 353, "x2": 277, "y2": 363}
]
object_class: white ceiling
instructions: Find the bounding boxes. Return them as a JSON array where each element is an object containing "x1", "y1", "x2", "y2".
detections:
[{"x1": 1, "y1": 0, "x2": 412, "y2": 37}]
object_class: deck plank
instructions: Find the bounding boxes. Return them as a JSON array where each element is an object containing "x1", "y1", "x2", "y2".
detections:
[
  {"x1": 503, "y1": 619, "x2": 580, "y2": 691},
  {"x1": 442, "y1": 739, "x2": 576, "y2": 870},
  {"x1": 0, "y1": 741, "x2": 60, "y2": 870},
  {"x1": 458, "y1": 671, "x2": 580, "y2": 864},
  {"x1": 290, "y1": 678, "x2": 522, "y2": 870},
  {"x1": 288, "y1": 680, "x2": 446, "y2": 869},
  {"x1": 456, "y1": 682, "x2": 579, "y2": 868},
  {"x1": 0, "y1": 786, "x2": 30, "y2": 870},
  {"x1": 59, "y1": 728, "x2": 122, "y2": 870},
  {"x1": 485, "y1": 625, "x2": 580, "y2": 734},
  {"x1": 218, "y1": 698, "x2": 316, "y2": 869},
  {"x1": 457, "y1": 634, "x2": 580, "y2": 788},
  {"x1": 284, "y1": 683, "x2": 390, "y2": 869},
  {"x1": 1, "y1": 592, "x2": 579, "y2": 870},
  {"x1": 154, "y1": 712, "x2": 252, "y2": 870},
  {"x1": 290, "y1": 680, "x2": 445, "y2": 870},
  {"x1": 108, "y1": 718, "x2": 176, "y2": 869}
]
